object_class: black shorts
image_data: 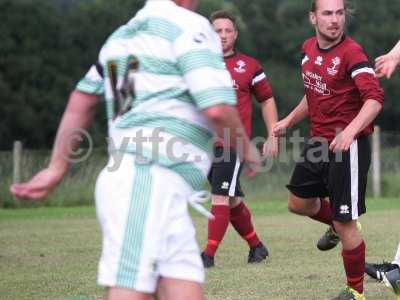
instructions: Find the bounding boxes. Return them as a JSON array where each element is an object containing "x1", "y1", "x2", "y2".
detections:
[
  {"x1": 208, "y1": 147, "x2": 244, "y2": 197},
  {"x1": 287, "y1": 136, "x2": 371, "y2": 223}
]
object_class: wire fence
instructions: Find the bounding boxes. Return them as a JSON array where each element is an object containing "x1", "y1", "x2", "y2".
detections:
[{"x1": 1, "y1": 130, "x2": 400, "y2": 208}]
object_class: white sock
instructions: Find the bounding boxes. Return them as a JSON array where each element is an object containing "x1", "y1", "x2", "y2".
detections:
[{"x1": 392, "y1": 242, "x2": 400, "y2": 266}]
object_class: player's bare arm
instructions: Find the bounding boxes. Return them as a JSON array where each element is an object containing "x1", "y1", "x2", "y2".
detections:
[
  {"x1": 10, "y1": 91, "x2": 99, "y2": 200},
  {"x1": 375, "y1": 40, "x2": 400, "y2": 79},
  {"x1": 261, "y1": 96, "x2": 279, "y2": 157},
  {"x1": 203, "y1": 104, "x2": 262, "y2": 173},
  {"x1": 329, "y1": 99, "x2": 382, "y2": 152},
  {"x1": 273, "y1": 95, "x2": 309, "y2": 137}
]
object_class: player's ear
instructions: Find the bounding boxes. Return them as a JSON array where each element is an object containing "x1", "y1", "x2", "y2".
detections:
[{"x1": 309, "y1": 11, "x2": 317, "y2": 26}]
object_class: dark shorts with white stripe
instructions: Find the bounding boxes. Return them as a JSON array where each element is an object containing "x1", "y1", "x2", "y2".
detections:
[
  {"x1": 286, "y1": 136, "x2": 371, "y2": 223},
  {"x1": 208, "y1": 146, "x2": 244, "y2": 197}
]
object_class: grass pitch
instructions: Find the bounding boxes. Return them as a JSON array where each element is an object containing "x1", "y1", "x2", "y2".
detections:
[{"x1": 0, "y1": 198, "x2": 399, "y2": 300}]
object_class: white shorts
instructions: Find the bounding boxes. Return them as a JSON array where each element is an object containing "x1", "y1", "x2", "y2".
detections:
[{"x1": 95, "y1": 154, "x2": 205, "y2": 293}]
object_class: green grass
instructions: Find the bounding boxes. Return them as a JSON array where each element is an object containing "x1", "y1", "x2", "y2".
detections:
[{"x1": 1, "y1": 199, "x2": 399, "y2": 299}]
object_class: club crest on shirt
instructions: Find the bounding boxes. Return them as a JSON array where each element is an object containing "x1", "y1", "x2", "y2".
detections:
[
  {"x1": 314, "y1": 56, "x2": 323, "y2": 66},
  {"x1": 234, "y1": 60, "x2": 246, "y2": 73},
  {"x1": 327, "y1": 57, "x2": 341, "y2": 76}
]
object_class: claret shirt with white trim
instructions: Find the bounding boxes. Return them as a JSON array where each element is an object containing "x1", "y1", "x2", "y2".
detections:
[
  {"x1": 224, "y1": 52, "x2": 273, "y2": 138},
  {"x1": 301, "y1": 35, "x2": 384, "y2": 142}
]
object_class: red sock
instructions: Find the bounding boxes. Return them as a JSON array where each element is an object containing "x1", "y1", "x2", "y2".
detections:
[
  {"x1": 230, "y1": 202, "x2": 261, "y2": 248},
  {"x1": 310, "y1": 198, "x2": 333, "y2": 226},
  {"x1": 204, "y1": 205, "x2": 230, "y2": 257},
  {"x1": 342, "y1": 241, "x2": 366, "y2": 294}
]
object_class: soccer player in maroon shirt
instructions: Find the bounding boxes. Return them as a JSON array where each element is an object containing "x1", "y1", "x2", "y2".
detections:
[
  {"x1": 273, "y1": 0, "x2": 384, "y2": 299},
  {"x1": 201, "y1": 10, "x2": 279, "y2": 268}
]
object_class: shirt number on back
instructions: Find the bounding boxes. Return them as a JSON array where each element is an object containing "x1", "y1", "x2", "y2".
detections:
[{"x1": 107, "y1": 56, "x2": 139, "y2": 119}]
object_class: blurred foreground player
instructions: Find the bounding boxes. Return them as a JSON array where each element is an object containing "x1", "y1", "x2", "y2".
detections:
[{"x1": 10, "y1": 1, "x2": 262, "y2": 299}]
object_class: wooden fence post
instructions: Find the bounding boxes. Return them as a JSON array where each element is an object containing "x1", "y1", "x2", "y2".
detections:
[
  {"x1": 13, "y1": 140, "x2": 22, "y2": 184},
  {"x1": 372, "y1": 126, "x2": 381, "y2": 198}
]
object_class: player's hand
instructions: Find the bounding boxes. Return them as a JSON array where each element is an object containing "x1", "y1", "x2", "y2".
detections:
[
  {"x1": 375, "y1": 53, "x2": 399, "y2": 79},
  {"x1": 329, "y1": 129, "x2": 356, "y2": 152},
  {"x1": 262, "y1": 136, "x2": 279, "y2": 157},
  {"x1": 10, "y1": 167, "x2": 65, "y2": 200},
  {"x1": 272, "y1": 118, "x2": 291, "y2": 137},
  {"x1": 243, "y1": 143, "x2": 262, "y2": 178}
]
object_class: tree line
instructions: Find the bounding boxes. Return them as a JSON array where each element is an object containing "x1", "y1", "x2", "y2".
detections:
[{"x1": 1, "y1": 0, "x2": 399, "y2": 150}]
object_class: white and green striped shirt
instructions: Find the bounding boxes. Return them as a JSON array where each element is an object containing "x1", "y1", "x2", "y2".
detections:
[{"x1": 76, "y1": 0, "x2": 236, "y2": 189}]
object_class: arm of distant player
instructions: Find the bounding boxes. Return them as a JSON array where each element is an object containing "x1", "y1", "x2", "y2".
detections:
[
  {"x1": 329, "y1": 99, "x2": 382, "y2": 152},
  {"x1": 375, "y1": 40, "x2": 400, "y2": 79},
  {"x1": 10, "y1": 91, "x2": 99, "y2": 200},
  {"x1": 203, "y1": 104, "x2": 262, "y2": 176},
  {"x1": 261, "y1": 97, "x2": 279, "y2": 157},
  {"x1": 273, "y1": 95, "x2": 309, "y2": 137}
]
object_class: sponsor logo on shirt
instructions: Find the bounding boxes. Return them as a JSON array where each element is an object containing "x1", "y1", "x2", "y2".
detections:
[
  {"x1": 303, "y1": 71, "x2": 331, "y2": 96},
  {"x1": 234, "y1": 60, "x2": 246, "y2": 73},
  {"x1": 327, "y1": 57, "x2": 341, "y2": 76},
  {"x1": 314, "y1": 56, "x2": 323, "y2": 66}
]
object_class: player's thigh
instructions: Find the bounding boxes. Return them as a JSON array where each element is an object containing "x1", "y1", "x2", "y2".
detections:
[
  {"x1": 156, "y1": 277, "x2": 204, "y2": 300},
  {"x1": 95, "y1": 155, "x2": 149, "y2": 291},
  {"x1": 209, "y1": 147, "x2": 244, "y2": 198},
  {"x1": 286, "y1": 142, "x2": 328, "y2": 200},
  {"x1": 153, "y1": 166, "x2": 205, "y2": 289},
  {"x1": 287, "y1": 192, "x2": 319, "y2": 214},
  {"x1": 106, "y1": 287, "x2": 152, "y2": 300},
  {"x1": 328, "y1": 136, "x2": 371, "y2": 222}
]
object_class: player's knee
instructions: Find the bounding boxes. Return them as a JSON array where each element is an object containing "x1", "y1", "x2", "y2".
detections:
[
  {"x1": 288, "y1": 199, "x2": 302, "y2": 214},
  {"x1": 333, "y1": 220, "x2": 359, "y2": 238},
  {"x1": 211, "y1": 195, "x2": 230, "y2": 206},
  {"x1": 229, "y1": 197, "x2": 242, "y2": 208}
]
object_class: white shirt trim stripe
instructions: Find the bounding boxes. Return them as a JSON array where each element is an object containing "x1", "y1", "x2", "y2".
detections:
[
  {"x1": 251, "y1": 72, "x2": 266, "y2": 86},
  {"x1": 351, "y1": 67, "x2": 375, "y2": 78}
]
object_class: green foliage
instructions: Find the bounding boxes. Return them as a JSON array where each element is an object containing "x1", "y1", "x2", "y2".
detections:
[{"x1": 1, "y1": 0, "x2": 400, "y2": 150}]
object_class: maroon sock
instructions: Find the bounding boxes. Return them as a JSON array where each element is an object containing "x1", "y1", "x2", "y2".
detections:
[
  {"x1": 309, "y1": 198, "x2": 333, "y2": 226},
  {"x1": 342, "y1": 241, "x2": 366, "y2": 294},
  {"x1": 204, "y1": 205, "x2": 230, "y2": 257},
  {"x1": 230, "y1": 202, "x2": 261, "y2": 248}
]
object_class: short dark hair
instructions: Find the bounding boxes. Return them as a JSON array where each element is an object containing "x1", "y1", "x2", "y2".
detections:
[
  {"x1": 210, "y1": 10, "x2": 237, "y2": 29},
  {"x1": 310, "y1": 0, "x2": 349, "y2": 12}
]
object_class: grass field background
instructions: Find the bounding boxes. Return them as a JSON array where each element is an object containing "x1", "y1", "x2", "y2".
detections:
[{"x1": 1, "y1": 198, "x2": 399, "y2": 300}]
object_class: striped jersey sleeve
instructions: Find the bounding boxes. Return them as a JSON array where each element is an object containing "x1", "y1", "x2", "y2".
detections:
[
  {"x1": 75, "y1": 63, "x2": 104, "y2": 95},
  {"x1": 173, "y1": 22, "x2": 236, "y2": 110}
]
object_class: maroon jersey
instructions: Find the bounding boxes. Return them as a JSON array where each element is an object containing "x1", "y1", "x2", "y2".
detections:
[
  {"x1": 224, "y1": 52, "x2": 273, "y2": 137},
  {"x1": 301, "y1": 36, "x2": 384, "y2": 141}
]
